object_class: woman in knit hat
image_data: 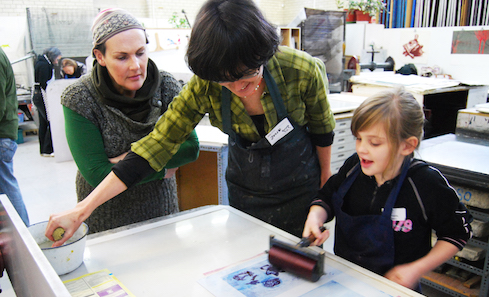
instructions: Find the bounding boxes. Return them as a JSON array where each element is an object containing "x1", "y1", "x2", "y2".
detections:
[{"x1": 53, "y1": 8, "x2": 199, "y2": 234}]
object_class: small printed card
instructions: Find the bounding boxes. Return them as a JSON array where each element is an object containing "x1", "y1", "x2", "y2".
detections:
[
  {"x1": 63, "y1": 269, "x2": 135, "y2": 297},
  {"x1": 266, "y1": 118, "x2": 293, "y2": 146}
]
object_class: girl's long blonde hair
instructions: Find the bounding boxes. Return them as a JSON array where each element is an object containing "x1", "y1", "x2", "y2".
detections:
[{"x1": 351, "y1": 87, "x2": 425, "y2": 174}]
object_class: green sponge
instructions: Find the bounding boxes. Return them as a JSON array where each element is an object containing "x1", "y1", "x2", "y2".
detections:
[{"x1": 53, "y1": 227, "x2": 65, "y2": 241}]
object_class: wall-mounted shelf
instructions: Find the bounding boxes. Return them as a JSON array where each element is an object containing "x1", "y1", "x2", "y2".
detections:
[{"x1": 279, "y1": 27, "x2": 301, "y2": 50}]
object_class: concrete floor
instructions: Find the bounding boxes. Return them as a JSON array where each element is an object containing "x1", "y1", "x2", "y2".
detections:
[{"x1": 0, "y1": 134, "x2": 452, "y2": 296}]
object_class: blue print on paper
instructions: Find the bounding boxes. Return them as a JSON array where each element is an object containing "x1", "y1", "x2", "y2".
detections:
[{"x1": 223, "y1": 260, "x2": 300, "y2": 297}]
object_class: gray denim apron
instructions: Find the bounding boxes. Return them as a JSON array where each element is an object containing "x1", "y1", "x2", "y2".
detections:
[{"x1": 222, "y1": 66, "x2": 320, "y2": 237}]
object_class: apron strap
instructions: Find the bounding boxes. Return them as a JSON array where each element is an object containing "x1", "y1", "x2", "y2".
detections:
[
  {"x1": 221, "y1": 87, "x2": 235, "y2": 137},
  {"x1": 335, "y1": 164, "x2": 361, "y2": 205},
  {"x1": 336, "y1": 157, "x2": 412, "y2": 216},
  {"x1": 262, "y1": 66, "x2": 287, "y2": 119},
  {"x1": 383, "y1": 157, "x2": 412, "y2": 216}
]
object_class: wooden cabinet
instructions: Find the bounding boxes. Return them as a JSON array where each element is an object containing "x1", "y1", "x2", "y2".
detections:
[
  {"x1": 177, "y1": 145, "x2": 228, "y2": 211},
  {"x1": 176, "y1": 125, "x2": 228, "y2": 211}
]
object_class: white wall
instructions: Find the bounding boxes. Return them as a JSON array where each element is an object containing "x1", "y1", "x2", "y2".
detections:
[
  {"x1": 0, "y1": 0, "x2": 341, "y2": 28},
  {"x1": 3, "y1": 0, "x2": 488, "y2": 87},
  {"x1": 346, "y1": 24, "x2": 489, "y2": 86},
  {"x1": 1, "y1": 16, "x2": 33, "y2": 89},
  {"x1": 1, "y1": 0, "x2": 343, "y2": 88},
  {"x1": 382, "y1": 26, "x2": 489, "y2": 85}
]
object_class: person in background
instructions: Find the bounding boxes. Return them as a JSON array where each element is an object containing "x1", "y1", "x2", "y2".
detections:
[
  {"x1": 57, "y1": 9, "x2": 199, "y2": 234},
  {"x1": 302, "y1": 87, "x2": 472, "y2": 292},
  {"x1": 33, "y1": 46, "x2": 62, "y2": 157},
  {"x1": 0, "y1": 47, "x2": 30, "y2": 226},
  {"x1": 61, "y1": 58, "x2": 87, "y2": 79},
  {"x1": 46, "y1": 0, "x2": 335, "y2": 245}
]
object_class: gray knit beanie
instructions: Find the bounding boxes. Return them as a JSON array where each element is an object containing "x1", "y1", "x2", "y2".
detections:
[{"x1": 91, "y1": 8, "x2": 148, "y2": 57}]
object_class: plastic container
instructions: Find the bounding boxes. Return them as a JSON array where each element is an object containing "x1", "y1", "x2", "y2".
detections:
[
  {"x1": 28, "y1": 221, "x2": 89, "y2": 275},
  {"x1": 16, "y1": 128, "x2": 23, "y2": 144}
]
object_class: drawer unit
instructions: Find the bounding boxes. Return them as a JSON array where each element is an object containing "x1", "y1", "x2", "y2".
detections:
[
  {"x1": 332, "y1": 132, "x2": 355, "y2": 155},
  {"x1": 331, "y1": 115, "x2": 356, "y2": 173}
]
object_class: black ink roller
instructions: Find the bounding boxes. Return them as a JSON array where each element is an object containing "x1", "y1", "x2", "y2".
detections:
[{"x1": 267, "y1": 227, "x2": 326, "y2": 282}]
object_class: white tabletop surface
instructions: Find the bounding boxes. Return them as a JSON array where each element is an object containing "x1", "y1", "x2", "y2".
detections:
[
  {"x1": 57, "y1": 205, "x2": 423, "y2": 296},
  {"x1": 415, "y1": 134, "x2": 489, "y2": 175}
]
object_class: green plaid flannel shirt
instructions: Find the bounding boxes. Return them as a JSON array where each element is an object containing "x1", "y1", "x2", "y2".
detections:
[{"x1": 132, "y1": 46, "x2": 336, "y2": 171}]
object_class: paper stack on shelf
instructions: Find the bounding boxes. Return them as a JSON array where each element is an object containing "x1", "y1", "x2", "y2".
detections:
[{"x1": 349, "y1": 72, "x2": 461, "y2": 93}]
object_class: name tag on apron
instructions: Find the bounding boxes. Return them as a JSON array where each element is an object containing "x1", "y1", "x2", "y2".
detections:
[
  {"x1": 266, "y1": 118, "x2": 294, "y2": 145},
  {"x1": 391, "y1": 208, "x2": 406, "y2": 221}
]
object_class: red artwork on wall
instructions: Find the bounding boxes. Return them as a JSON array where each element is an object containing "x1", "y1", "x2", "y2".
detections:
[
  {"x1": 452, "y1": 30, "x2": 489, "y2": 54},
  {"x1": 402, "y1": 34, "x2": 424, "y2": 59},
  {"x1": 475, "y1": 30, "x2": 489, "y2": 54}
]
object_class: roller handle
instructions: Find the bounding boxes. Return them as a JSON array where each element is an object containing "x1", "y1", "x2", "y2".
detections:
[{"x1": 297, "y1": 226, "x2": 326, "y2": 247}]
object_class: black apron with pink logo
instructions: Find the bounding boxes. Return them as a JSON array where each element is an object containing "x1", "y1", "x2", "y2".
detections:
[
  {"x1": 222, "y1": 66, "x2": 320, "y2": 237},
  {"x1": 333, "y1": 157, "x2": 411, "y2": 275}
]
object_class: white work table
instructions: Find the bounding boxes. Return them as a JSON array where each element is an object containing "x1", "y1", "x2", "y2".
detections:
[
  {"x1": 1, "y1": 195, "x2": 423, "y2": 297},
  {"x1": 349, "y1": 72, "x2": 488, "y2": 138}
]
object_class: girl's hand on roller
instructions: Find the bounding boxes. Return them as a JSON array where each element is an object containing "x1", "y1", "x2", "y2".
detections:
[
  {"x1": 311, "y1": 227, "x2": 330, "y2": 246},
  {"x1": 303, "y1": 205, "x2": 329, "y2": 246}
]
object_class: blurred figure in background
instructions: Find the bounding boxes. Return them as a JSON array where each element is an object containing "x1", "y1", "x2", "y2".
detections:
[
  {"x1": 33, "y1": 46, "x2": 62, "y2": 156},
  {"x1": 61, "y1": 58, "x2": 87, "y2": 79}
]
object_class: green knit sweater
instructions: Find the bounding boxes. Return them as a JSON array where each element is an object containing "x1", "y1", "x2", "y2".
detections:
[{"x1": 63, "y1": 107, "x2": 198, "y2": 186}]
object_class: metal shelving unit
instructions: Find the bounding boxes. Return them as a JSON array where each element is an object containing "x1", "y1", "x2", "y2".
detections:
[
  {"x1": 417, "y1": 134, "x2": 489, "y2": 297},
  {"x1": 421, "y1": 206, "x2": 489, "y2": 297}
]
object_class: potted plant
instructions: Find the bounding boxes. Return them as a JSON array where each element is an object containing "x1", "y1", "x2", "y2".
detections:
[
  {"x1": 337, "y1": 0, "x2": 386, "y2": 22},
  {"x1": 168, "y1": 11, "x2": 191, "y2": 28}
]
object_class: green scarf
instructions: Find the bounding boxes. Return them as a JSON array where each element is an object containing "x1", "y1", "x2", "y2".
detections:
[{"x1": 92, "y1": 58, "x2": 161, "y2": 122}]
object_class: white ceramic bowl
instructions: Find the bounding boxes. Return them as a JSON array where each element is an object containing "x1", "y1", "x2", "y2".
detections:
[{"x1": 28, "y1": 221, "x2": 88, "y2": 275}]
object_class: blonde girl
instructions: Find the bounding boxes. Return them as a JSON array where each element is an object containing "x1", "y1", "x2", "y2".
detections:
[{"x1": 303, "y1": 87, "x2": 472, "y2": 291}]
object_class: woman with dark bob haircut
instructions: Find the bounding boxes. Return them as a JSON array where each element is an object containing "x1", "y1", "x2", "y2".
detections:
[
  {"x1": 186, "y1": 0, "x2": 279, "y2": 82},
  {"x1": 46, "y1": 0, "x2": 336, "y2": 245}
]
